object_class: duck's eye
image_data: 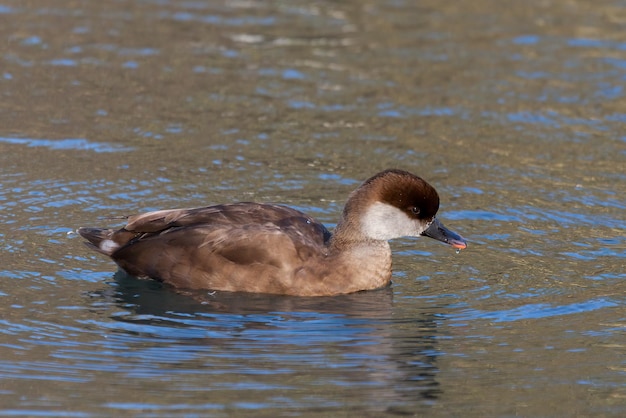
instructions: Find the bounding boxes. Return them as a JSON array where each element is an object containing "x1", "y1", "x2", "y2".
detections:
[{"x1": 410, "y1": 206, "x2": 420, "y2": 216}]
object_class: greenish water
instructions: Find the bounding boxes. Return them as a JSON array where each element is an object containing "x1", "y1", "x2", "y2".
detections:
[{"x1": 0, "y1": 0, "x2": 624, "y2": 416}]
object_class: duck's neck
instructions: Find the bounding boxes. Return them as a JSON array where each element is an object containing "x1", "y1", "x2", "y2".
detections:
[
  {"x1": 328, "y1": 184, "x2": 380, "y2": 250},
  {"x1": 329, "y1": 211, "x2": 390, "y2": 254},
  {"x1": 326, "y1": 222, "x2": 393, "y2": 293}
]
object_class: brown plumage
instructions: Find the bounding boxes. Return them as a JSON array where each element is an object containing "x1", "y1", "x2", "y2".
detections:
[{"x1": 78, "y1": 169, "x2": 466, "y2": 296}]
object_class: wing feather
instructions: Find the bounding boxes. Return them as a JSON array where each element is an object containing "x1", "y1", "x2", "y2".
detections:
[{"x1": 108, "y1": 203, "x2": 332, "y2": 291}]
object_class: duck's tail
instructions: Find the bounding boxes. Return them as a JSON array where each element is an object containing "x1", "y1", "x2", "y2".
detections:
[{"x1": 77, "y1": 227, "x2": 119, "y2": 256}]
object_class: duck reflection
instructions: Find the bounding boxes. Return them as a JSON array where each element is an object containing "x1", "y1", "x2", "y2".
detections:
[{"x1": 95, "y1": 270, "x2": 442, "y2": 413}]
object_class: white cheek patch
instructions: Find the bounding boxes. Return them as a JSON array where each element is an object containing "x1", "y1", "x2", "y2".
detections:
[
  {"x1": 361, "y1": 201, "x2": 428, "y2": 240},
  {"x1": 99, "y1": 239, "x2": 120, "y2": 254}
]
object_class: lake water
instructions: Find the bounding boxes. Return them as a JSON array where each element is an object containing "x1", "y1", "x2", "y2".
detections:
[{"x1": 1, "y1": 0, "x2": 625, "y2": 416}]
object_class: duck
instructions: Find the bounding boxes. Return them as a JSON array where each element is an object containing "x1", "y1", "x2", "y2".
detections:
[{"x1": 78, "y1": 169, "x2": 466, "y2": 296}]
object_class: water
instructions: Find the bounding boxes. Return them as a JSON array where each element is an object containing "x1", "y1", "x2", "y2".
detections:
[{"x1": 1, "y1": 0, "x2": 625, "y2": 416}]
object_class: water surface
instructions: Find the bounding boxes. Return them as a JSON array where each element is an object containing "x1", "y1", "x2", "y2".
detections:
[{"x1": 1, "y1": 0, "x2": 625, "y2": 416}]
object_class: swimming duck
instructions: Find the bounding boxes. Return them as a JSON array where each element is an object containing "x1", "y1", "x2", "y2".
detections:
[{"x1": 78, "y1": 169, "x2": 466, "y2": 296}]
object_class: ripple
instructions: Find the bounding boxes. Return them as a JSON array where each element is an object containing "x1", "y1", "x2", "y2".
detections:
[
  {"x1": 452, "y1": 297, "x2": 620, "y2": 323},
  {"x1": 0, "y1": 137, "x2": 133, "y2": 153}
]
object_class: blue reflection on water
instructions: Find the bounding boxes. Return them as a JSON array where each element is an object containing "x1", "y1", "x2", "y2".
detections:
[
  {"x1": 164, "y1": 11, "x2": 275, "y2": 26},
  {"x1": 377, "y1": 103, "x2": 459, "y2": 118},
  {"x1": 282, "y1": 68, "x2": 305, "y2": 80},
  {"x1": 512, "y1": 34, "x2": 540, "y2": 45},
  {"x1": 453, "y1": 297, "x2": 620, "y2": 323},
  {"x1": 49, "y1": 58, "x2": 77, "y2": 66},
  {"x1": 568, "y1": 38, "x2": 626, "y2": 50},
  {"x1": 0, "y1": 137, "x2": 133, "y2": 153},
  {"x1": 20, "y1": 36, "x2": 43, "y2": 46},
  {"x1": 450, "y1": 206, "x2": 623, "y2": 229}
]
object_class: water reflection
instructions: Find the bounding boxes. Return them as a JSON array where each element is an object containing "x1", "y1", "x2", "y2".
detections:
[
  {"x1": 84, "y1": 271, "x2": 443, "y2": 412},
  {"x1": 1, "y1": 0, "x2": 625, "y2": 415},
  {"x1": 0, "y1": 136, "x2": 132, "y2": 153}
]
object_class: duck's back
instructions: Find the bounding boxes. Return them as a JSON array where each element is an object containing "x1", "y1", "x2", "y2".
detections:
[{"x1": 79, "y1": 203, "x2": 332, "y2": 294}]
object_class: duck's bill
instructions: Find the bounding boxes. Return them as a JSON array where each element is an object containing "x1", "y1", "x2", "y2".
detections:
[{"x1": 421, "y1": 218, "x2": 467, "y2": 249}]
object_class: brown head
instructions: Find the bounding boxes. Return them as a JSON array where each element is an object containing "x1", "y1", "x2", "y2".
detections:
[{"x1": 332, "y1": 169, "x2": 465, "y2": 248}]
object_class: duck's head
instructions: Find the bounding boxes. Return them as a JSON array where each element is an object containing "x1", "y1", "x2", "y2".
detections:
[{"x1": 339, "y1": 169, "x2": 467, "y2": 249}]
